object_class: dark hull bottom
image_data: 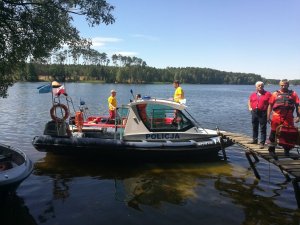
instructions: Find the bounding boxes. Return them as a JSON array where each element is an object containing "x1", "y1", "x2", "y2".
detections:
[{"x1": 32, "y1": 135, "x2": 233, "y2": 162}]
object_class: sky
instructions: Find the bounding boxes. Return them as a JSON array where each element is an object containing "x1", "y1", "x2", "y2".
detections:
[{"x1": 73, "y1": 0, "x2": 300, "y2": 80}]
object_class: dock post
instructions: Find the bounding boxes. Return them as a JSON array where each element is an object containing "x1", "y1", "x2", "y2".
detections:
[
  {"x1": 277, "y1": 165, "x2": 292, "y2": 182},
  {"x1": 221, "y1": 131, "x2": 300, "y2": 208},
  {"x1": 251, "y1": 153, "x2": 259, "y2": 163},
  {"x1": 292, "y1": 179, "x2": 300, "y2": 208},
  {"x1": 245, "y1": 151, "x2": 261, "y2": 179},
  {"x1": 219, "y1": 136, "x2": 227, "y2": 161},
  {"x1": 217, "y1": 128, "x2": 227, "y2": 161}
]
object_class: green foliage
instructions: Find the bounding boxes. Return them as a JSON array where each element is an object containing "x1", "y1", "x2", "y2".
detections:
[
  {"x1": 1, "y1": 1, "x2": 297, "y2": 97},
  {"x1": 27, "y1": 63, "x2": 38, "y2": 81},
  {"x1": 290, "y1": 80, "x2": 300, "y2": 85},
  {"x1": 0, "y1": 0, "x2": 115, "y2": 97},
  {"x1": 25, "y1": 63, "x2": 279, "y2": 85}
]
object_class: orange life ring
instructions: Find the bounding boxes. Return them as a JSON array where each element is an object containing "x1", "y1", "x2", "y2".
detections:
[{"x1": 50, "y1": 104, "x2": 69, "y2": 122}]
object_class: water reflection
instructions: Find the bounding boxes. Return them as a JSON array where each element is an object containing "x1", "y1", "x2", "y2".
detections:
[
  {"x1": 214, "y1": 176, "x2": 300, "y2": 225},
  {"x1": 114, "y1": 170, "x2": 201, "y2": 210},
  {"x1": 0, "y1": 194, "x2": 37, "y2": 225},
  {"x1": 33, "y1": 153, "x2": 300, "y2": 224},
  {"x1": 34, "y1": 154, "x2": 232, "y2": 208}
]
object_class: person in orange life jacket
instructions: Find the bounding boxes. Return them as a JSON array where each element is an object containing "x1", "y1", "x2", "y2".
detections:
[
  {"x1": 267, "y1": 79, "x2": 300, "y2": 158},
  {"x1": 248, "y1": 81, "x2": 272, "y2": 149},
  {"x1": 108, "y1": 89, "x2": 117, "y2": 120}
]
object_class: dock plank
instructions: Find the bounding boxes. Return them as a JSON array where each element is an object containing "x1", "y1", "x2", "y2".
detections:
[{"x1": 221, "y1": 131, "x2": 300, "y2": 179}]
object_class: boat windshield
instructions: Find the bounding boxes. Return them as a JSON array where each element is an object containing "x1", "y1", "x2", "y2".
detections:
[
  {"x1": 115, "y1": 106, "x2": 130, "y2": 127},
  {"x1": 135, "y1": 103, "x2": 194, "y2": 131}
]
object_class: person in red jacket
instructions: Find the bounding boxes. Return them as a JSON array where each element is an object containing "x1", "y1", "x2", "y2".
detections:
[
  {"x1": 267, "y1": 79, "x2": 300, "y2": 159},
  {"x1": 248, "y1": 81, "x2": 272, "y2": 148}
]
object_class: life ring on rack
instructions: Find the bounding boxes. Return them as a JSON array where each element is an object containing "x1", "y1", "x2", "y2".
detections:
[{"x1": 50, "y1": 104, "x2": 69, "y2": 122}]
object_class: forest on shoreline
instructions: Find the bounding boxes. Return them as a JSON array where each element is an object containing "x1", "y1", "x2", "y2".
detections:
[{"x1": 15, "y1": 62, "x2": 300, "y2": 85}]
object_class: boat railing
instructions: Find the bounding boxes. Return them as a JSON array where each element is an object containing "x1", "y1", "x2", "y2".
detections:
[
  {"x1": 115, "y1": 106, "x2": 130, "y2": 140},
  {"x1": 52, "y1": 94, "x2": 76, "y2": 112}
]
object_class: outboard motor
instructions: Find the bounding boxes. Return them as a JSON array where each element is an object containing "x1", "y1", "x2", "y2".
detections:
[{"x1": 43, "y1": 120, "x2": 69, "y2": 137}]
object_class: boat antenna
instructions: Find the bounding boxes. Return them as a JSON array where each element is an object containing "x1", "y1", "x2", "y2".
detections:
[{"x1": 130, "y1": 89, "x2": 135, "y2": 101}]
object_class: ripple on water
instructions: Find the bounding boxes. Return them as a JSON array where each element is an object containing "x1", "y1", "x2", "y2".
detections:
[{"x1": 1, "y1": 83, "x2": 300, "y2": 225}]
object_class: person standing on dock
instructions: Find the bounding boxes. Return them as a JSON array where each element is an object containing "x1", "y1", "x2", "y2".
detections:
[
  {"x1": 248, "y1": 81, "x2": 272, "y2": 149},
  {"x1": 267, "y1": 79, "x2": 300, "y2": 157},
  {"x1": 173, "y1": 80, "x2": 185, "y2": 103},
  {"x1": 108, "y1": 89, "x2": 117, "y2": 120}
]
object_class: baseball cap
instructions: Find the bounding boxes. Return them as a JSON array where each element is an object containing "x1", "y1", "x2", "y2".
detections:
[{"x1": 51, "y1": 81, "x2": 61, "y2": 88}]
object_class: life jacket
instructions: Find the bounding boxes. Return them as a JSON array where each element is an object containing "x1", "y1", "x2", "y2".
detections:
[
  {"x1": 273, "y1": 90, "x2": 295, "y2": 111},
  {"x1": 75, "y1": 111, "x2": 84, "y2": 132},
  {"x1": 276, "y1": 125, "x2": 299, "y2": 149}
]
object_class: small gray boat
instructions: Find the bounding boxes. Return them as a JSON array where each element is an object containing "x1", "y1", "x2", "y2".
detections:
[{"x1": 0, "y1": 143, "x2": 33, "y2": 194}]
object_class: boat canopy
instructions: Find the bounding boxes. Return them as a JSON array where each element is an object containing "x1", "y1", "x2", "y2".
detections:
[
  {"x1": 129, "y1": 98, "x2": 186, "y2": 111},
  {"x1": 122, "y1": 98, "x2": 195, "y2": 136}
]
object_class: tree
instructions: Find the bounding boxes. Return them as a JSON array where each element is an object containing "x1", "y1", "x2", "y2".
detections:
[
  {"x1": 0, "y1": 0, "x2": 115, "y2": 97},
  {"x1": 111, "y1": 54, "x2": 119, "y2": 66},
  {"x1": 27, "y1": 63, "x2": 38, "y2": 81}
]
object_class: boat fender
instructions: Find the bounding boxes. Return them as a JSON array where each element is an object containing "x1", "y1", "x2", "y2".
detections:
[
  {"x1": 50, "y1": 104, "x2": 69, "y2": 122},
  {"x1": 75, "y1": 111, "x2": 84, "y2": 132}
]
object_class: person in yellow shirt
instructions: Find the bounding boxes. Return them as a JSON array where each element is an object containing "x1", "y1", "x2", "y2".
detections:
[
  {"x1": 173, "y1": 80, "x2": 184, "y2": 103},
  {"x1": 108, "y1": 89, "x2": 117, "y2": 119}
]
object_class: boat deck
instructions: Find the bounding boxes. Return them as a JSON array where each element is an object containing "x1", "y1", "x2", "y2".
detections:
[{"x1": 220, "y1": 131, "x2": 300, "y2": 208}]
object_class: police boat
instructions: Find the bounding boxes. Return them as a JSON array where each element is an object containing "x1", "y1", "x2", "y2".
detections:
[{"x1": 32, "y1": 97, "x2": 232, "y2": 160}]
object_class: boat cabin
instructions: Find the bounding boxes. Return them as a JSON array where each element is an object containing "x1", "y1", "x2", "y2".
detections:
[
  {"x1": 120, "y1": 98, "x2": 213, "y2": 141},
  {"x1": 67, "y1": 97, "x2": 216, "y2": 141}
]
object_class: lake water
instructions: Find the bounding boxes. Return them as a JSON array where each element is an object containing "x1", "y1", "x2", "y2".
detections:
[{"x1": 0, "y1": 82, "x2": 300, "y2": 225}]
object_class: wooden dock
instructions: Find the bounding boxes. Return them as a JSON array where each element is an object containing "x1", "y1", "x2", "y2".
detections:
[{"x1": 220, "y1": 131, "x2": 300, "y2": 208}]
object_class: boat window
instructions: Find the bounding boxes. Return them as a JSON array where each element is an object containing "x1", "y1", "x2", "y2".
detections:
[
  {"x1": 135, "y1": 103, "x2": 194, "y2": 131},
  {"x1": 116, "y1": 107, "x2": 129, "y2": 126}
]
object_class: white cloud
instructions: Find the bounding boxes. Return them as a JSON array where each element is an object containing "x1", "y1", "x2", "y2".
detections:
[
  {"x1": 90, "y1": 37, "x2": 138, "y2": 57},
  {"x1": 91, "y1": 37, "x2": 122, "y2": 47}
]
